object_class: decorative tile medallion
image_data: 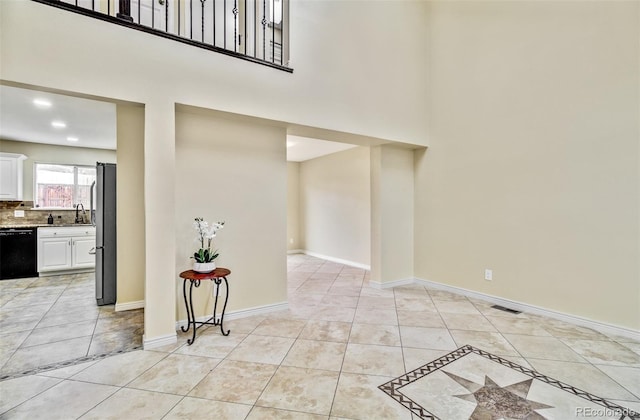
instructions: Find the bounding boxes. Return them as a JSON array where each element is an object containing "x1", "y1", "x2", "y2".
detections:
[
  {"x1": 0, "y1": 346, "x2": 143, "y2": 382},
  {"x1": 379, "y1": 345, "x2": 639, "y2": 420}
]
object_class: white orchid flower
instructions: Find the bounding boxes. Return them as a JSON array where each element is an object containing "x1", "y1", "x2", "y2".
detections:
[{"x1": 192, "y1": 218, "x2": 226, "y2": 263}]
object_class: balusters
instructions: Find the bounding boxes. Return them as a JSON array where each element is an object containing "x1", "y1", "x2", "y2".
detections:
[
  {"x1": 201, "y1": 0, "x2": 206, "y2": 42},
  {"x1": 261, "y1": 0, "x2": 266, "y2": 60},
  {"x1": 38, "y1": 0, "x2": 291, "y2": 70},
  {"x1": 233, "y1": 0, "x2": 238, "y2": 52},
  {"x1": 165, "y1": 0, "x2": 169, "y2": 32}
]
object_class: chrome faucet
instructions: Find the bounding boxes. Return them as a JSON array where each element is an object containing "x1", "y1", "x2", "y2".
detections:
[{"x1": 75, "y1": 203, "x2": 86, "y2": 224}]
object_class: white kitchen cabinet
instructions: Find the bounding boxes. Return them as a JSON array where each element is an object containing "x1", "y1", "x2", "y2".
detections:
[
  {"x1": 0, "y1": 153, "x2": 26, "y2": 200},
  {"x1": 72, "y1": 237, "x2": 96, "y2": 268},
  {"x1": 38, "y1": 226, "x2": 96, "y2": 273},
  {"x1": 39, "y1": 236, "x2": 73, "y2": 271}
]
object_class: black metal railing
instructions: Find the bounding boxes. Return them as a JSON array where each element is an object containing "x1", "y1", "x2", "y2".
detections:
[{"x1": 33, "y1": 0, "x2": 291, "y2": 72}]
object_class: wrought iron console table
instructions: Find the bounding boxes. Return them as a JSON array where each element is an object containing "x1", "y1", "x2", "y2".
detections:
[{"x1": 179, "y1": 268, "x2": 231, "y2": 345}]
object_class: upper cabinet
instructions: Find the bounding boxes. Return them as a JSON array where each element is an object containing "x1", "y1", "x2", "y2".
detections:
[{"x1": 0, "y1": 152, "x2": 27, "y2": 200}]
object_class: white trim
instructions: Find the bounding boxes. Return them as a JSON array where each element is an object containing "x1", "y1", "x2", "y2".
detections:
[
  {"x1": 414, "y1": 277, "x2": 640, "y2": 342},
  {"x1": 369, "y1": 277, "x2": 415, "y2": 290},
  {"x1": 175, "y1": 301, "x2": 289, "y2": 330},
  {"x1": 115, "y1": 300, "x2": 145, "y2": 312},
  {"x1": 225, "y1": 301, "x2": 289, "y2": 320},
  {"x1": 287, "y1": 249, "x2": 304, "y2": 255},
  {"x1": 38, "y1": 268, "x2": 94, "y2": 277},
  {"x1": 143, "y1": 333, "x2": 177, "y2": 350},
  {"x1": 301, "y1": 250, "x2": 370, "y2": 270}
]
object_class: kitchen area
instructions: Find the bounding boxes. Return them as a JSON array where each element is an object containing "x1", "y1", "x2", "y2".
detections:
[{"x1": 0, "y1": 86, "x2": 143, "y2": 379}]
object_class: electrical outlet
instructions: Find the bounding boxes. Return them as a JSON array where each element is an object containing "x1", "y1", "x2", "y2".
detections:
[
  {"x1": 14, "y1": 210, "x2": 25, "y2": 217},
  {"x1": 289, "y1": 238, "x2": 294, "y2": 244},
  {"x1": 484, "y1": 269, "x2": 493, "y2": 281}
]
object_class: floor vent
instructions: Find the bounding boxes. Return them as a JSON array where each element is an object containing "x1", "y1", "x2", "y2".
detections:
[{"x1": 491, "y1": 304, "x2": 521, "y2": 315}]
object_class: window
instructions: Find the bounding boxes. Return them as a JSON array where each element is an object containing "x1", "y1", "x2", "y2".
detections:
[
  {"x1": 270, "y1": 0, "x2": 283, "y2": 26},
  {"x1": 34, "y1": 163, "x2": 96, "y2": 209}
]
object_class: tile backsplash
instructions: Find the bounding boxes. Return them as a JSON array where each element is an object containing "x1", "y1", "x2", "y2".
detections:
[{"x1": 0, "y1": 201, "x2": 90, "y2": 226}]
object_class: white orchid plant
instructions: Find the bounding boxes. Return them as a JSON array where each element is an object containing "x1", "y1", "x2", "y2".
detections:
[{"x1": 192, "y1": 218, "x2": 225, "y2": 263}]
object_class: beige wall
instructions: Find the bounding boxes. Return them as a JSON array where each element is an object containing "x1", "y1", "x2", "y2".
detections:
[
  {"x1": 299, "y1": 147, "x2": 371, "y2": 266},
  {"x1": 142, "y1": 101, "x2": 177, "y2": 342},
  {"x1": 0, "y1": 139, "x2": 116, "y2": 201},
  {"x1": 115, "y1": 104, "x2": 145, "y2": 306},
  {"x1": 3, "y1": 0, "x2": 636, "y2": 336},
  {"x1": 287, "y1": 162, "x2": 300, "y2": 251},
  {"x1": 416, "y1": 1, "x2": 640, "y2": 329},
  {"x1": 175, "y1": 108, "x2": 287, "y2": 320},
  {"x1": 0, "y1": 1, "x2": 428, "y2": 147},
  {"x1": 0, "y1": 0, "x2": 428, "y2": 343},
  {"x1": 371, "y1": 145, "x2": 414, "y2": 284}
]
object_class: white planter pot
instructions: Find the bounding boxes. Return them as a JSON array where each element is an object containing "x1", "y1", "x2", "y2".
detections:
[{"x1": 193, "y1": 262, "x2": 216, "y2": 273}]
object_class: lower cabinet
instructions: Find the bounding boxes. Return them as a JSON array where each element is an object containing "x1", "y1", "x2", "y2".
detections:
[
  {"x1": 72, "y1": 237, "x2": 96, "y2": 268},
  {"x1": 39, "y1": 236, "x2": 73, "y2": 271},
  {"x1": 38, "y1": 226, "x2": 96, "y2": 273}
]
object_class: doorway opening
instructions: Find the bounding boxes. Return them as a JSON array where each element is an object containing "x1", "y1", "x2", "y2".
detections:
[
  {"x1": 0, "y1": 84, "x2": 145, "y2": 379},
  {"x1": 286, "y1": 134, "x2": 371, "y2": 289}
]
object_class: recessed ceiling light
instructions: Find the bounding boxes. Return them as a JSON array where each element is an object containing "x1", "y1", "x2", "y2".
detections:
[
  {"x1": 51, "y1": 121, "x2": 66, "y2": 128},
  {"x1": 33, "y1": 98, "x2": 52, "y2": 108},
  {"x1": 67, "y1": 136, "x2": 79, "y2": 142},
  {"x1": 286, "y1": 141, "x2": 296, "y2": 148}
]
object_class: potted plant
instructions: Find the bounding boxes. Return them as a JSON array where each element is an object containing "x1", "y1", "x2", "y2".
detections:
[{"x1": 192, "y1": 217, "x2": 225, "y2": 273}]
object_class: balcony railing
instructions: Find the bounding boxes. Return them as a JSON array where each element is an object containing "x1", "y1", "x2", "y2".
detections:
[{"x1": 33, "y1": 0, "x2": 292, "y2": 72}]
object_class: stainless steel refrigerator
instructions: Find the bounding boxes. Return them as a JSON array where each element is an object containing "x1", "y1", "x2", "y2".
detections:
[{"x1": 92, "y1": 162, "x2": 117, "y2": 306}]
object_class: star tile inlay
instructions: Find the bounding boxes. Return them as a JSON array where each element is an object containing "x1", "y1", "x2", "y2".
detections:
[
  {"x1": 378, "y1": 346, "x2": 638, "y2": 420},
  {"x1": 444, "y1": 371, "x2": 552, "y2": 419}
]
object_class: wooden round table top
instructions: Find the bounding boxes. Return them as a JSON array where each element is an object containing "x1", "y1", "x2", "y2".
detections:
[{"x1": 179, "y1": 267, "x2": 231, "y2": 280}]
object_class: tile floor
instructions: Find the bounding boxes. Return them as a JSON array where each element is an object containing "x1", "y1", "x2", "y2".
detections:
[
  {"x1": 0, "y1": 272, "x2": 143, "y2": 379},
  {"x1": 0, "y1": 254, "x2": 638, "y2": 419}
]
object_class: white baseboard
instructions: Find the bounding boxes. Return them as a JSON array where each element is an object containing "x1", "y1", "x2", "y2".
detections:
[
  {"x1": 175, "y1": 301, "x2": 289, "y2": 330},
  {"x1": 287, "y1": 249, "x2": 304, "y2": 255},
  {"x1": 143, "y1": 332, "x2": 177, "y2": 350},
  {"x1": 369, "y1": 277, "x2": 415, "y2": 290},
  {"x1": 300, "y1": 250, "x2": 370, "y2": 270},
  {"x1": 225, "y1": 301, "x2": 289, "y2": 320},
  {"x1": 39, "y1": 268, "x2": 94, "y2": 277},
  {"x1": 414, "y1": 277, "x2": 640, "y2": 342},
  {"x1": 115, "y1": 300, "x2": 145, "y2": 312}
]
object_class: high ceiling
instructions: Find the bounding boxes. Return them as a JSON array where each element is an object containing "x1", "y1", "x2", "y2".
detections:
[{"x1": 0, "y1": 85, "x2": 358, "y2": 161}]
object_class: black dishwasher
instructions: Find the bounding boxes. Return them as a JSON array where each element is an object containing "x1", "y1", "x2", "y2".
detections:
[{"x1": 0, "y1": 227, "x2": 38, "y2": 280}]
